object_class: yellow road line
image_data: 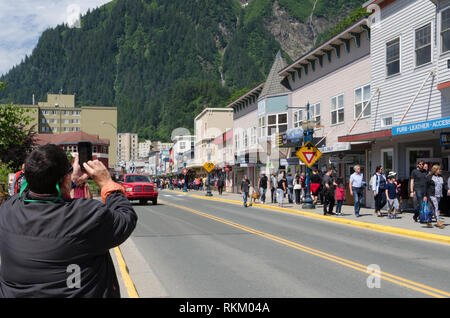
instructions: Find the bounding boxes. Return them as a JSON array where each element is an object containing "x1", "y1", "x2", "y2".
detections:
[
  {"x1": 163, "y1": 189, "x2": 188, "y2": 195},
  {"x1": 189, "y1": 194, "x2": 450, "y2": 245},
  {"x1": 161, "y1": 200, "x2": 450, "y2": 298},
  {"x1": 113, "y1": 246, "x2": 139, "y2": 298}
]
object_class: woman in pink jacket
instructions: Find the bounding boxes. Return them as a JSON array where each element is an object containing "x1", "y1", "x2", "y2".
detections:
[{"x1": 335, "y1": 178, "x2": 345, "y2": 216}]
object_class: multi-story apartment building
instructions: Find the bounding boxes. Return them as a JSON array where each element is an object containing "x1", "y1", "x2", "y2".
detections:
[
  {"x1": 117, "y1": 133, "x2": 138, "y2": 163},
  {"x1": 138, "y1": 140, "x2": 152, "y2": 158},
  {"x1": 19, "y1": 93, "x2": 118, "y2": 168}
]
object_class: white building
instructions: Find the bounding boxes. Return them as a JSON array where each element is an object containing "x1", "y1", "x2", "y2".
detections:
[{"x1": 138, "y1": 140, "x2": 152, "y2": 158}]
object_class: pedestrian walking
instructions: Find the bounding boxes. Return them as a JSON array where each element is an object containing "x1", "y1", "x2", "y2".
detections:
[
  {"x1": 277, "y1": 172, "x2": 287, "y2": 207},
  {"x1": 322, "y1": 168, "x2": 336, "y2": 215},
  {"x1": 241, "y1": 175, "x2": 251, "y2": 208},
  {"x1": 372, "y1": 165, "x2": 387, "y2": 217},
  {"x1": 385, "y1": 173, "x2": 399, "y2": 219},
  {"x1": 286, "y1": 173, "x2": 294, "y2": 204},
  {"x1": 310, "y1": 170, "x2": 321, "y2": 205},
  {"x1": 258, "y1": 173, "x2": 268, "y2": 204},
  {"x1": 217, "y1": 173, "x2": 225, "y2": 195},
  {"x1": 349, "y1": 165, "x2": 365, "y2": 217},
  {"x1": 271, "y1": 173, "x2": 277, "y2": 203},
  {"x1": 0, "y1": 144, "x2": 137, "y2": 297},
  {"x1": 335, "y1": 178, "x2": 345, "y2": 216},
  {"x1": 424, "y1": 165, "x2": 446, "y2": 229},
  {"x1": 410, "y1": 160, "x2": 427, "y2": 222},
  {"x1": 293, "y1": 173, "x2": 302, "y2": 205}
]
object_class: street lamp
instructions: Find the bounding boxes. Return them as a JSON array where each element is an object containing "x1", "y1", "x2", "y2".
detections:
[
  {"x1": 301, "y1": 103, "x2": 316, "y2": 209},
  {"x1": 206, "y1": 142, "x2": 213, "y2": 197}
]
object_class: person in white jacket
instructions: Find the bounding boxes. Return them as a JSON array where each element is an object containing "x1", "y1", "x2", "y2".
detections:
[
  {"x1": 293, "y1": 173, "x2": 302, "y2": 205},
  {"x1": 372, "y1": 165, "x2": 387, "y2": 217}
]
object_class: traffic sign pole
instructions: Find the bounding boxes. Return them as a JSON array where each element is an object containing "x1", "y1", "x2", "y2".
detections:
[{"x1": 302, "y1": 104, "x2": 316, "y2": 209}]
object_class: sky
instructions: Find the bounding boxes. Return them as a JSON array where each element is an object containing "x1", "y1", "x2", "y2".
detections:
[{"x1": 0, "y1": 0, "x2": 112, "y2": 76}]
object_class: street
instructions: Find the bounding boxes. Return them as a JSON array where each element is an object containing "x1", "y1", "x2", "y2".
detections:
[{"x1": 127, "y1": 191, "x2": 450, "y2": 298}]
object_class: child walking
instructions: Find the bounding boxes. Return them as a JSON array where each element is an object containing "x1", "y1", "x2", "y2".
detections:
[
  {"x1": 385, "y1": 174, "x2": 399, "y2": 219},
  {"x1": 335, "y1": 178, "x2": 345, "y2": 216}
]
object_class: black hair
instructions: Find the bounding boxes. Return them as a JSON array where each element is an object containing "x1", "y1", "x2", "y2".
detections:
[{"x1": 24, "y1": 144, "x2": 71, "y2": 194}]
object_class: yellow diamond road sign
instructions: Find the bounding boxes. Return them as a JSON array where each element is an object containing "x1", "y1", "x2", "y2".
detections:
[
  {"x1": 296, "y1": 141, "x2": 322, "y2": 168},
  {"x1": 203, "y1": 161, "x2": 215, "y2": 173}
]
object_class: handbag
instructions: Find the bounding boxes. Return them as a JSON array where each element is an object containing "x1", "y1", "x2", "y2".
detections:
[{"x1": 419, "y1": 201, "x2": 432, "y2": 223}]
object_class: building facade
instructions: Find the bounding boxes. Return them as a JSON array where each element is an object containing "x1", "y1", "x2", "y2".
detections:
[
  {"x1": 118, "y1": 133, "x2": 138, "y2": 164},
  {"x1": 19, "y1": 93, "x2": 118, "y2": 168}
]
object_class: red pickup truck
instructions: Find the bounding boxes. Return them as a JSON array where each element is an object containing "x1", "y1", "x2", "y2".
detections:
[{"x1": 120, "y1": 174, "x2": 158, "y2": 205}]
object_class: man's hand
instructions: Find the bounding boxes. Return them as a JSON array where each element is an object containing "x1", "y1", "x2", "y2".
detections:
[
  {"x1": 82, "y1": 160, "x2": 112, "y2": 189},
  {"x1": 71, "y1": 155, "x2": 89, "y2": 185}
]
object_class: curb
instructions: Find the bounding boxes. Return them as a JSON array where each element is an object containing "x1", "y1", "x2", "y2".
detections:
[
  {"x1": 113, "y1": 246, "x2": 140, "y2": 298},
  {"x1": 189, "y1": 194, "x2": 450, "y2": 245}
]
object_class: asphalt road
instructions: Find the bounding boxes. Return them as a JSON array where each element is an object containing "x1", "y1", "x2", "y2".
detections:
[{"x1": 129, "y1": 191, "x2": 450, "y2": 298}]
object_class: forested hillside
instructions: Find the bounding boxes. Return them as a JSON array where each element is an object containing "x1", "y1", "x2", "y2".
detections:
[{"x1": 0, "y1": 0, "x2": 365, "y2": 141}]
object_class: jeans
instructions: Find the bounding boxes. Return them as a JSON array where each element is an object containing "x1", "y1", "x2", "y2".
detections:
[
  {"x1": 414, "y1": 189, "x2": 425, "y2": 219},
  {"x1": 243, "y1": 191, "x2": 248, "y2": 207},
  {"x1": 294, "y1": 189, "x2": 301, "y2": 204},
  {"x1": 259, "y1": 187, "x2": 267, "y2": 203},
  {"x1": 277, "y1": 189, "x2": 284, "y2": 204},
  {"x1": 271, "y1": 188, "x2": 276, "y2": 203},
  {"x1": 352, "y1": 187, "x2": 363, "y2": 215},
  {"x1": 323, "y1": 191, "x2": 335, "y2": 214},
  {"x1": 336, "y1": 200, "x2": 344, "y2": 214},
  {"x1": 288, "y1": 186, "x2": 294, "y2": 203}
]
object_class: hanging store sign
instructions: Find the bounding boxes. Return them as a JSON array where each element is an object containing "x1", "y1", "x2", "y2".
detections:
[{"x1": 392, "y1": 116, "x2": 450, "y2": 136}]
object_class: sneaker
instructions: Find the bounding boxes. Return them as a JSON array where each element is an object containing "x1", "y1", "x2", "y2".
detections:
[
  {"x1": 436, "y1": 221, "x2": 445, "y2": 229},
  {"x1": 356, "y1": 214, "x2": 360, "y2": 217},
  {"x1": 413, "y1": 215, "x2": 418, "y2": 222}
]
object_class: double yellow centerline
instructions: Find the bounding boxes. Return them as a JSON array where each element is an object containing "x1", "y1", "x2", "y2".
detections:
[{"x1": 162, "y1": 200, "x2": 450, "y2": 298}]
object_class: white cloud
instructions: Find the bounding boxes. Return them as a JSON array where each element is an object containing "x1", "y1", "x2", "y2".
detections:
[{"x1": 0, "y1": 0, "x2": 112, "y2": 76}]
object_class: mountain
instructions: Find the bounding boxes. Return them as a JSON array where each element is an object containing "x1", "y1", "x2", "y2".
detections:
[{"x1": 0, "y1": 0, "x2": 365, "y2": 141}]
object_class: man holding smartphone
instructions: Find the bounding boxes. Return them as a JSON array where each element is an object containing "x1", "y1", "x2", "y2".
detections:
[{"x1": 0, "y1": 144, "x2": 137, "y2": 298}]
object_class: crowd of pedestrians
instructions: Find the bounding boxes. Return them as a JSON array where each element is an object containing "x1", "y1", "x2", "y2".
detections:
[{"x1": 234, "y1": 162, "x2": 449, "y2": 230}]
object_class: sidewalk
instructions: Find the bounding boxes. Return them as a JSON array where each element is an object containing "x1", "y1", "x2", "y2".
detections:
[{"x1": 163, "y1": 189, "x2": 450, "y2": 241}]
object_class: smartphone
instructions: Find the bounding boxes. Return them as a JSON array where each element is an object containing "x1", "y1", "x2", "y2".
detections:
[{"x1": 78, "y1": 142, "x2": 93, "y2": 171}]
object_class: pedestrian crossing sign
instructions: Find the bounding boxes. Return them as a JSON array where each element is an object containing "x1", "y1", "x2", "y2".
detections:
[
  {"x1": 203, "y1": 161, "x2": 215, "y2": 173},
  {"x1": 296, "y1": 141, "x2": 322, "y2": 168}
]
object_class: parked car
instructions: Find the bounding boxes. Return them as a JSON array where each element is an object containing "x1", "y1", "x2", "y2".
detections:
[{"x1": 119, "y1": 174, "x2": 158, "y2": 205}]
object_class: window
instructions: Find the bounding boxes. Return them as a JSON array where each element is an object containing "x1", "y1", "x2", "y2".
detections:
[
  {"x1": 354, "y1": 85, "x2": 371, "y2": 118},
  {"x1": 258, "y1": 117, "x2": 266, "y2": 138},
  {"x1": 293, "y1": 110, "x2": 304, "y2": 128},
  {"x1": 251, "y1": 127, "x2": 257, "y2": 145},
  {"x1": 64, "y1": 119, "x2": 69, "y2": 124},
  {"x1": 243, "y1": 130, "x2": 248, "y2": 148},
  {"x1": 51, "y1": 110, "x2": 57, "y2": 115},
  {"x1": 179, "y1": 142, "x2": 186, "y2": 150},
  {"x1": 331, "y1": 94, "x2": 344, "y2": 125},
  {"x1": 52, "y1": 119, "x2": 58, "y2": 124},
  {"x1": 71, "y1": 119, "x2": 80, "y2": 124},
  {"x1": 267, "y1": 113, "x2": 287, "y2": 136},
  {"x1": 41, "y1": 110, "x2": 50, "y2": 115},
  {"x1": 381, "y1": 148, "x2": 394, "y2": 175},
  {"x1": 52, "y1": 127, "x2": 57, "y2": 132},
  {"x1": 442, "y1": 8, "x2": 450, "y2": 53},
  {"x1": 310, "y1": 103, "x2": 321, "y2": 126},
  {"x1": 415, "y1": 24, "x2": 432, "y2": 66},
  {"x1": 41, "y1": 118, "x2": 48, "y2": 124},
  {"x1": 381, "y1": 115, "x2": 394, "y2": 127},
  {"x1": 386, "y1": 38, "x2": 400, "y2": 76}
]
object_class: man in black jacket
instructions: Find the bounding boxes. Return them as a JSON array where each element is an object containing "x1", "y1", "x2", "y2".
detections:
[{"x1": 0, "y1": 144, "x2": 137, "y2": 298}]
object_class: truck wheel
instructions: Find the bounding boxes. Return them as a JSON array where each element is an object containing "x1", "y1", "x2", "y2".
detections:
[{"x1": 152, "y1": 198, "x2": 157, "y2": 205}]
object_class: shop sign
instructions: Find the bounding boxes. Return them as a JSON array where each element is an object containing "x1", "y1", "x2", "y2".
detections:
[
  {"x1": 329, "y1": 156, "x2": 354, "y2": 164},
  {"x1": 320, "y1": 142, "x2": 351, "y2": 153},
  {"x1": 280, "y1": 158, "x2": 301, "y2": 166},
  {"x1": 392, "y1": 116, "x2": 450, "y2": 136},
  {"x1": 286, "y1": 127, "x2": 304, "y2": 143}
]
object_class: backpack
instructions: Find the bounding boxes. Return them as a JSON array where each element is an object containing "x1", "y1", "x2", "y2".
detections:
[{"x1": 369, "y1": 174, "x2": 375, "y2": 191}]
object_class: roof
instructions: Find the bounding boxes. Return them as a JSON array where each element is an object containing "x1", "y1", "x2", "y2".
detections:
[
  {"x1": 35, "y1": 131, "x2": 110, "y2": 146},
  {"x1": 226, "y1": 83, "x2": 265, "y2": 109},
  {"x1": 259, "y1": 51, "x2": 290, "y2": 100},
  {"x1": 279, "y1": 18, "x2": 369, "y2": 77},
  {"x1": 194, "y1": 108, "x2": 233, "y2": 121}
]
